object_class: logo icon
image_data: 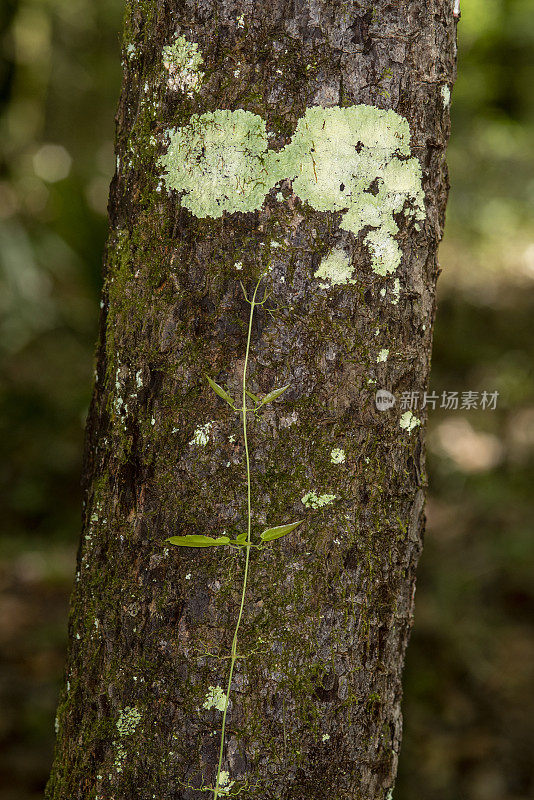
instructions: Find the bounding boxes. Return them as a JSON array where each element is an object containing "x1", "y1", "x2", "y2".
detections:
[{"x1": 375, "y1": 389, "x2": 396, "y2": 411}]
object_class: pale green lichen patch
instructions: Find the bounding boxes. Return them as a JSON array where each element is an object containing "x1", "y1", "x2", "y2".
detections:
[
  {"x1": 218, "y1": 771, "x2": 235, "y2": 794},
  {"x1": 116, "y1": 706, "x2": 141, "y2": 737},
  {"x1": 276, "y1": 105, "x2": 425, "y2": 275},
  {"x1": 301, "y1": 491, "x2": 336, "y2": 509},
  {"x1": 399, "y1": 410, "x2": 421, "y2": 433},
  {"x1": 330, "y1": 448, "x2": 346, "y2": 464},
  {"x1": 441, "y1": 84, "x2": 451, "y2": 108},
  {"x1": 162, "y1": 35, "x2": 204, "y2": 97},
  {"x1": 114, "y1": 741, "x2": 127, "y2": 773},
  {"x1": 203, "y1": 685, "x2": 227, "y2": 712},
  {"x1": 314, "y1": 248, "x2": 354, "y2": 287},
  {"x1": 159, "y1": 110, "x2": 274, "y2": 218},
  {"x1": 160, "y1": 105, "x2": 425, "y2": 274},
  {"x1": 377, "y1": 348, "x2": 389, "y2": 362},
  {"x1": 189, "y1": 422, "x2": 212, "y2": 446},
  {"x1": 365, "y1": 228, "x2": 402, "y2": 276}
]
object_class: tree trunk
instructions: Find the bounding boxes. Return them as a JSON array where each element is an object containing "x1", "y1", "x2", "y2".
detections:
[{"x1": 47, "y1": 2, "x2": 457, "y2": 799}]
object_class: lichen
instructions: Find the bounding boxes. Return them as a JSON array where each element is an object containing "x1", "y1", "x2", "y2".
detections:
[
  {"x1": 276, "y1": 105, "x2": 425, "y2": 275},
  {"x1": 330, "y1": 448, "x2": 346, "y2": 464},
  {"x1": 399, "y1": 410, "x2": 421, "y2": 433},
  {"x1": 391, "y1": 278, "x2": 401, "y2": 305},
  {"x1": 441, "y1": 84, "x2": 451, "y2": 108},
  {"x1": 159, "y1": 110, "x2": 274, "y2": 218},
  {"x1": 218, "y1": 771, "x2": 235, "y2": 794},
  {"x1": 162, "y1": 35, "x2": 204, "y2": 97},
  {"x1": 301, "y1": 491, "x2": 337, "y2": 509},
  {"x1": 314, "y1": 248, "x2": 354, "y2": 287},
  {"x1": 203, "y1": 685, "x2": 227, "y2": 712},
  {"x1": 114, "y1": 741, "x2": 127, "y2": 772},
  {"x1": 365, "y1": 228, "x2": 402, "y2": 277},
  {"x1": 189, "y1": 422, "x2": 212, "y2": 446},
  {"x1": 377, "y1": 349, "x2": 389, "y2": 362},
  {"x1": 159, "y1": 104, "x2": 426, "y2": 276},
  {"x1": 116, "y1": 706, "x2": 141, "y2": 737}
]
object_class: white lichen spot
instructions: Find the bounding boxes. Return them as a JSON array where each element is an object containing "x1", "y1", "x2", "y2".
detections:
[
  {"x1": 116, "y1": 707, "x2": 141, "y2": 737},
  {"x1": 234, "y1": 261, "x2": 243, "y2": 271},
  {"x1": 218, "y1": 771, "x2": 235, "y2": 794},
  {"x1": 441, "y1": 84, "x2": 451, "y2": 108},
  {"x1": 301, "y1": 491, "x2": 337, "y2": 509},
  {"x1": 126, "y1": 44, "x2": 136, "y2": 59},
  {"x1": 314, "y1": 248, "x2": 354, "y2": 287},
  {"x1": 203, "y1": 685, "x2": 227, "y2": 712},
  {"x1": 365, "y1": 228, "x2": 402, "y2": 277},
  {"x1": 330, "y1": 448, "x2": 346, "y2": 464},
  {"x1": 377, "y1": 348, "x2": 389, "y2": 362},
  {"x1": 237, "y1": 13, "x2": 245, "y2": 28},
  {"x1": 391, "y1": 278, "x2": 401, "y2": 305},
  {"x1": 162, "y1": 35, "x2": 204, "y2": 97},
  {"x1": 399, "y1": 410, "x2": 421, "y2": 433},
  {"x1": 185, "y1": 573, "x2": 191, "y2": 580},
  {"x1": 189, "y1": 422, "x2": 212, "y2": 446},
  {"x1": 280, "y1": 411, "x2": 298, "y2": 428},
  {"x1": 276, "y1": 191, "x2": 284, "y2": 201},
  {"x1": 135, "y1": 369, "x2": 143, "y2": 389},
  {"x1": 322, "y1": 733, "x2": 330, "y2": 742},
  {"x1": 151, "y1": 417, "x2": 156, "y2": 426}
]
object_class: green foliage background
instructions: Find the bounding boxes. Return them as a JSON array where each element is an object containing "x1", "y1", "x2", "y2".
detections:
[{"x1": 0, "y1": 1, "x2": 533, "y2": 797}]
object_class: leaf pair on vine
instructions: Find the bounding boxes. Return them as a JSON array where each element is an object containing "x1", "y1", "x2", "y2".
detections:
[
  {"x1": 166, "y1": 520, "x2": 303, "y2": 549},
  {"x1": 205, "y1": 375, "x2": 290, "y2": 414}
]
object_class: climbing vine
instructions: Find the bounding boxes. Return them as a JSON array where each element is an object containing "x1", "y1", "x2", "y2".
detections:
[{"x1": 166, "y1": 273, "x2": 302, "y2": 799}]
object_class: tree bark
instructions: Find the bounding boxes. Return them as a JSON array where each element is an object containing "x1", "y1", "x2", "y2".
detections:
[{"x1": 47, "y1": 2, "x2": 457, "y2": 799}]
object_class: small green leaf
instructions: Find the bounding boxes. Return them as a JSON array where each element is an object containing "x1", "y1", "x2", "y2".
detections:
[
  {"x1": 245, "y1": 389, "x2": 260, "y2": 403},
  {"x1": 260, "y1": 520, "x2": 304, "y2": 542},
  {"x1": 166, "y1": 535, "x2": 231, "y2": 547},
  {"x1": 205, "y1": 376, "x2": 236, "y2": 409},
  {"x1": 235, "y1": 532, "x2": 248, "y2": 544},
  {"x1": 256, "y1": 384, "x2": 290, "y2": 409}
]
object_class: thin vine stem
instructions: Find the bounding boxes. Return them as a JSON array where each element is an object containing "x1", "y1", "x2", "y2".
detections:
[{"x1": 213, "y1": 277, "x2": 262, "y2": 800}]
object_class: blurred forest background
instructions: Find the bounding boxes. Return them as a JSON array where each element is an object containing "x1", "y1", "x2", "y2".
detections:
[{"x1": 0, "y1": 1, "x2": 533, "y2": 798}]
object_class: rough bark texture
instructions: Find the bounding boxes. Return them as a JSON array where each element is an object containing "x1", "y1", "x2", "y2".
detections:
[{"x1": 47, "y1": 2, "x2": 457, "y2": 799}]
